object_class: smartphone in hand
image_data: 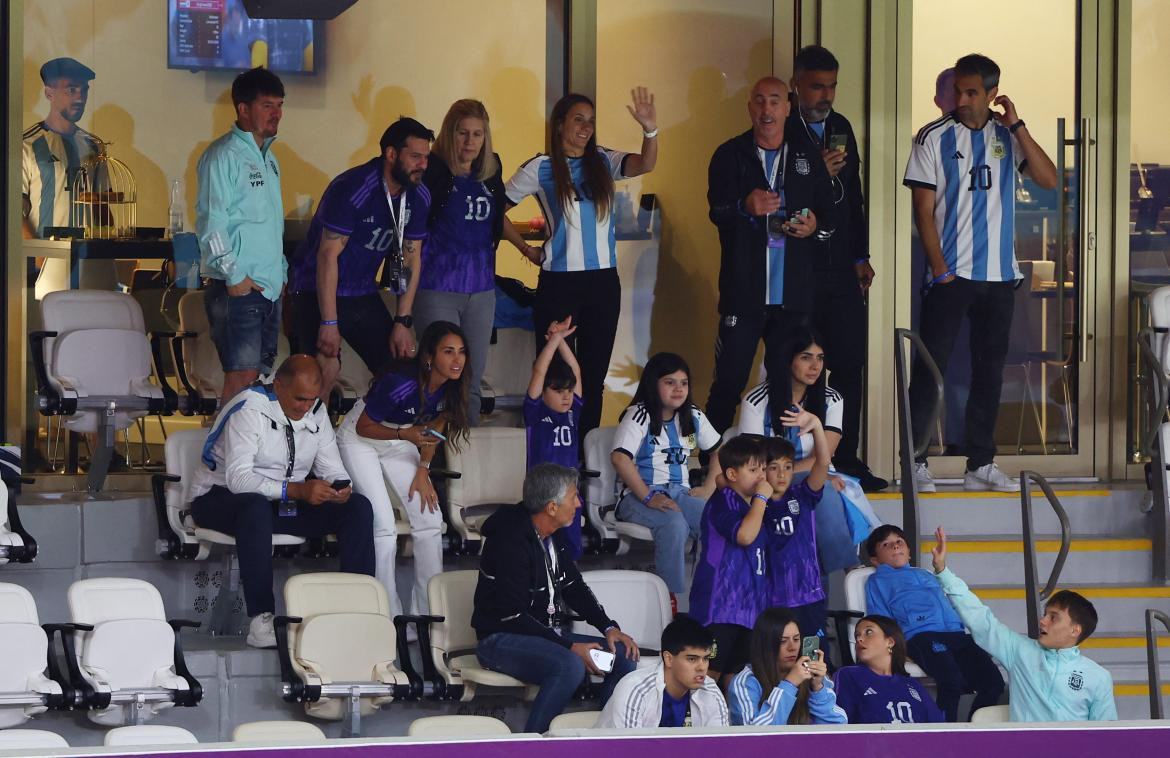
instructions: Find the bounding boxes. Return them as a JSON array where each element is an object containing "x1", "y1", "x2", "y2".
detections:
[
  {"x1": 424, "y1": 428, "x2": 447, "y2": 442},
  {"x1": 589, "y1": 648, "x2": 616, "y2": 673},
  {"x1": 801, "y1": 635, "x2": 820, "y2": 660},
  {"x1": 331, "y1": 479, "x2": 351, "y2": 491}
]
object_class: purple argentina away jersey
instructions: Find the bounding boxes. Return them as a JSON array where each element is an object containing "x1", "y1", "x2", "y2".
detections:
[
  {"x1": 362, "y1": 372, "x2": 447, "y2": 425},
  {"x1": 766, "y1": 479, "x2": 825, "y2": 608},
  {"x1": 523, "y1": 394, "x2": 582, "y2": 469},
  {"x1": 834, "y1": 665, "x2": 944, "y2": 724},
  {"x1": 290, "y1": 158, "x2": 430, "y2": 297},
  {"x1": 419, "y1": 173, "x2": 495, "y2": 294},
  {"x1": 689, "y1": 487, "x2": 771, "y2": 627}
]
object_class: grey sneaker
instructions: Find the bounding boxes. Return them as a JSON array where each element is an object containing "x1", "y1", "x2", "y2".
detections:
[
  {"x1": 246, "y1": 612, "x2": 277, "y2": 649},
  {"x1": 964, "y1": 463, "x2": 1020, "y2": 493},
  {"x1": 913, "y1": 462, "x2": 936, "y2": 493}
]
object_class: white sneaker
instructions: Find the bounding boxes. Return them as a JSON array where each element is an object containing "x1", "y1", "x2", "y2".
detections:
[
  {"x1": 964, "y1": 463, "x2": 1020, "y2": 493},
  {"x1": 913, "y1": 462, "x2": 936, "y2": 493},
  {"x1": 247, "y1": 612, "x2": 277, "y2": 649}
]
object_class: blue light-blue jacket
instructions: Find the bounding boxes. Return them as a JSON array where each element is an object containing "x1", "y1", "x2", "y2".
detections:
[
  {"x1": 728, "y1": 664, "x2": 848, "y2": 726},
  {"x1": 935, "y1": 567, "x2": 1117, "y2": 722},
  {"x1": 866, "y1": 562, "x2": 965, "y2": 640},
  {"x1": 195, "y1": 123, "x2": 285, "y2": 301}
]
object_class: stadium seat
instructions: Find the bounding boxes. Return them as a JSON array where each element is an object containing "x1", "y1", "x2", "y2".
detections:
[
  {"x1": 548, "y1": 710, "x2": 602, "y2": 730},
  {"x1": 444, "y1": 427, "x2": 526, "y2": 553},
  {"x1": 274, "y1": 573, "x2": 414, "y2": 737},
  {"x1": 0, "y1": 449, "x2": 37, "y2": 565},
  {"x1": 970, "y1": 704, "x2": 1011, "y2": 723},
  {"x1": 421, "y1": 570, "x2": 538, "y2": 702},
  {"x1": 29, "y1": 290, "x2": 179, "y2": 493},
  {"x1": 583, "y1": 427, "x2": 654, "y2": 555},
  {"x1": 572, "y1": 570, "x2": 670, "y2": 667},
  {"x1": 406, "y1": 714, "x2": 511, "y2": 738},
  {"x1": 104, "y1": 725, "x2": 198, "y2": 746},
  {"x1": 171, "y1": 291, "x2": 221, "y2": 416},
  {"x1": 63, "y1": 577, "x2": 202, "y2": 726},
  {"x1": 841, "y1": 567, "x2": 927, "y2": 677},
  {"x1": 482, "y1": 326, "x2": 535, "y2": 413},
  {"x1": 0, "y1": 583, "x2": 70, "y2": 728},
  {"x1": 0, "y1": 729, "x2": 69, "y2": 749},
  {"x1": 232, "y1": 720, "x2": 328, "y2": 743}
]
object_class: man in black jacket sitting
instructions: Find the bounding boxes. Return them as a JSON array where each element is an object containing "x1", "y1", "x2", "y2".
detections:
[{"x1": 473, "y1": 463, "x2": 639, "y2": 733}]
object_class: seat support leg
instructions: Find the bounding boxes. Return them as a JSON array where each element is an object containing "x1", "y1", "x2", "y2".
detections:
[
  {"x1": 86, "y1": 403, "x2": 116, "y2": 494},
  {"x1": 207, "y1": 552, "x2": 245, "y2": 636},
  {"x1": 341, "y1": 686, "x2": 362, "y2": 738}
]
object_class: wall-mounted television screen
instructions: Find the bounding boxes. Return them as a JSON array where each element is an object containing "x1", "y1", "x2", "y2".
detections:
[{"x1": 168, "y1": 0, "x2": 321, "y2": 74}]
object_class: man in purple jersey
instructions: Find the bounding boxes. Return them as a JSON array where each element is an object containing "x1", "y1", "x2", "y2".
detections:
[{"x1": 288, "y1": 118, "x2": 433, "y2": 401}]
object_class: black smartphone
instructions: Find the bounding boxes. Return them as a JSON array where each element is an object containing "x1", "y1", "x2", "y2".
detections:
[{"x1": 331, "y1": 479, "x2": 351, "y2": 491}]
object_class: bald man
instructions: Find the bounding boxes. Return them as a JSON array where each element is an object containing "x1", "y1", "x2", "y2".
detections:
[
  {"x1": 705, "y1": 76, "x2": 836, "y2": 434},
  {"x1": 189, "y1": 355, "x2": 375, "y2": 648}
]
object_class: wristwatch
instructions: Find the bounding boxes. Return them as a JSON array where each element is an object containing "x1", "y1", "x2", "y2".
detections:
[{"x1": 393, "y1": 314, "x2": 414, "y2": 328}]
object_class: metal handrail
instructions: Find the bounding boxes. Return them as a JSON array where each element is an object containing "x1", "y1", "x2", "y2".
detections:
[
  {"x1": 894, "y1": 328, "x2": 945, "y2": 565},
  {"x1": 1145, "y1": 609, "x2": 1169, "y2": 719},
  {"x1": 1136, "y1": 327, "x2": 1168, "y2": 457},
  {"x1": 1020, "y1": 471, "x2": 1072, "y2": 639},
  {"x1": 1136, "y1": 327, "x2": 1170, "y2": 583}
]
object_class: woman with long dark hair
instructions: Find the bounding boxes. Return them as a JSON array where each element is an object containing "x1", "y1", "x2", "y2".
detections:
[
  {"x1": 336, "y1": 321, "x2": 471, "y2": 617},
  {"x1": 611, "y1": 352, "x2": 720, "y2": 596},
  {"x1": 834, "y1": 615, "x2": 944, "y2": 723},
  {"x1": 728, "y1": 606, "x2": 846, "y2": 725},
  {"x1": 503, "y1": 88, "x2": 658, "y2": 437}
]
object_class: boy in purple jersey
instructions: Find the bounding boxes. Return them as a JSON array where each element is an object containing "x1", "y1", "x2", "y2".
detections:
[
  {"x1": 761, "y1": 410, "x2": 831, "y2": 655},
  {"x1": 524, "y1": 317, "x2": 585, "y2": 556},
  {"x1": 688, "y1": 434, "x2": 773, "y2": 687}
]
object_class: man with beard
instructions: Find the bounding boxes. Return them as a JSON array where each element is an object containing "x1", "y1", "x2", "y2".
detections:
[
  {"x1": 288, "y1": 118, "x2": 433, "y2": 401},
  {"x1": 22, "y1": 58, "x2": 103, "y2": 239},
  {"x1": 197, "y1": 66, "x2": 288, "y2": 405}
]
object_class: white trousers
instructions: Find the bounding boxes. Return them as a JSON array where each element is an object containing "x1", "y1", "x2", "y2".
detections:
[{"x1": 337, "y1": 424, "x2": 443, "y2": 617}]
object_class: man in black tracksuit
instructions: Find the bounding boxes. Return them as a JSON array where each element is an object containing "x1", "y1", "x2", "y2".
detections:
[
  {"x1": 705, "y1": 76, "x2": 836, "y2": 435},
  {"x1": 472, "y1": 463, "x2": 639, "y2": 733},
  {"x1": 788, "y1": 45, "x2": 886, "y2": 491}
]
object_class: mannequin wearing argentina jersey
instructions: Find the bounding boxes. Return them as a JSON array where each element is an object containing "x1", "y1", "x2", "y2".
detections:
[
  {"x1": 903, "y1": 54, "x2": 1056, "y2": 494},
  {"x1": 502, "y1": 89, "x2": 659, "y2": 438},
  {"x1": 611, "y1": 353, "x2": 721, "y2": 595},
  {"x1": 288, "y1": 118, "x2": 433, "y2": 402}
]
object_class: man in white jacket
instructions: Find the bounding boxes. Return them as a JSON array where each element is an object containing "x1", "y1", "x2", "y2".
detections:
[{"x1": 596, "y1": 616, "x2": 729, "y2": 728}]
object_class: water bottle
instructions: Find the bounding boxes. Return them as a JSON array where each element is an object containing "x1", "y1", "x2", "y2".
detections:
[{"x1": 168, "y1": 179, "x2": 184, "y2": 237}]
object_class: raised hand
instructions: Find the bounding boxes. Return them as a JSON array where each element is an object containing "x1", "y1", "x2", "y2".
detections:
[
  {"x1": 931, "y1": 525, "x2": 948, "y2": 574},
  {"x1": 626, "y1": 86, "x2": 657, "y2": 133},
  {"x1": 992, "y1": 94, "x2": 1019, "y2": 126},
  {"x1": 781, "y1": 408, "x2": 820, "y2": 434}
]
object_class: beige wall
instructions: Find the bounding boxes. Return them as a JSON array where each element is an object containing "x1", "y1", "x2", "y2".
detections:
[{"x1": 1130, "y1": 0, "x2": 1170, "y2": 166}]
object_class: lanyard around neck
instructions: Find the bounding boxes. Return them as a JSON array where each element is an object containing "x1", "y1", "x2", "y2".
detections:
[
  {"x1": 383, "y1": 180, "x2": 407, "y2": 254},
  {"x1": 757, "y1": 143, "x2": 788, "y2": 193},
  {"x1": 283, "y1": 423, "x2": 295, "y2": 481}
]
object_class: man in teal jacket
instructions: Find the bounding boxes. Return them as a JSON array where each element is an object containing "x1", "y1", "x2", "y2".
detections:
[
  {"x1": 931, "y1": 526, "x2": 1117, "y2": 722},
  {"x1": 196, "y1": 66, "x2": 286, "y2": 405}
]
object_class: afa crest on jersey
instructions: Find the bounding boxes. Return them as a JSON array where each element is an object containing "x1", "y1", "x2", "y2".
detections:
[
  {"x1": 990, "y1": 139, "x2": 1006, "y2": 160},
  {"x1": 787, "y1": 499, "x2": 800, "y2": 515},
  {"x1": 794, "y1": 157, "x2": 811, "y2": 175},
  {"x1": 1068, "y1": 671, "x2": 1084, "y2": 691}
]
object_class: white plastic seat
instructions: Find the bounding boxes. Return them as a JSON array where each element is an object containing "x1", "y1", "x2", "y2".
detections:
[
  {"x1": 444, "y1": 427, "x2": 526, "y2": 550},
  {"x1": 571, "y1": 570, "x2": 670, "y2": 667},
  {"x1": 232, "y1": 720, "x2": 328, "y2": 743},
  {"x1": 104, "y1": 725, "x2": 198, "y2": 746},
  {"x1": 276, "y1": 573, "x2": 412, "y2": 737},
  {"x1": 548, "y1": 710, "x2": 602, "y2": 730},
  {"x1": 407, "y1": 714, "x2": 511, "y2": 738},
  {"x1": 970, "y1": 704, "x2": 1011, "y2": 723},
  {"x1": 583, "y1": 427, "x2": 654, "y2": 554},
  {"x1": 65, "y1": 577, "x2": 201, "y2": 726},
  {"x1": 0, "y1": 729, "x2": 69, "y2": 749},
  {"x1": 482, "y1": 326, "x2": 535, "y2": 411},
  {"x1": 424, "y1": 570, "x2": 537, "y2": 702},
  {"x1": 0, "y1": 583, "x2": 65, "y2": 728},
  {"x1": 0, "y1": 465, "x2": 36, "y2": 565},
  {"x1": 843, "y1": 567, "x2": 928, "y2": 678},
  {"x1": 173, "y1": 291, "x2": 221, "y2": 415}
]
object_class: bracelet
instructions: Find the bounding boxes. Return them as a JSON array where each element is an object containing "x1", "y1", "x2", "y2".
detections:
[
  {"x1": 281, "y1": 481, "x2": 289, "y2": 502},
  {"x1": 319, "y1": 319, "x2": 339, "y2": 326},
  {"x1": 930, "y1": 270, "x2": 955, "y2": 285},
  {"x1": 1009, "y1": 119, "x2": 1026, "y2": 134},
  {"x1": 395, "y1": 427, "x2": 401, "y2": 440},
  {"x1": 751, "y1": 493, "x2": 769, "y2": 504},
  {"x1": 642, "y1": 489, "x2": 661, "y2": 506},
  {"x1": 419, "y1": 459, "x2": 431, "y2": 470},
  {"x1": 642, "y1": 127, "x2": 659, "y2": 139}
]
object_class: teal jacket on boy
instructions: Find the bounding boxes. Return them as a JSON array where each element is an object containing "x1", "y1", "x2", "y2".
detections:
[{"x1": 934, "y1": 567, "x2": 1117, "y2": 722}]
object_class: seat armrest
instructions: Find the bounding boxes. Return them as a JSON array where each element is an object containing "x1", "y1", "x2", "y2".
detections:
[
  {"x1": 825, "y1": 609, "x2": 864, "y2": 667},
  {"x1": 43, "y1": 622, "x2": 95, "y2": 709},
  {"x1": 396, "y1": 614, "x2": 447, "y2": 699},
  {"x1": 428, "y1": 468, "x2": 461, "y2": 481},
  {"x1": 29, "y1": 331, "x2": 69, "y2": 415},
  {"x1": 166, "y1": 619, "x2": 203, "y2": 706},
  {"x1": 169, "y1": 332, "x2": 217, "y2": 415},
  {"x1": 3, "y1": 489, "x2": 38, "y2": 563},
  {"x1": 147, "y1": 331, "x2": 180, "y2": 414},
  {"x1": 152, "y1": 473, "x2": 185, "y2": 559},
  {"x1": 579, "y1": 468, "x2": 601, "y2": 479},
  {"x1": 274, "y1": 615, "x2": 320, "y2": 703}
]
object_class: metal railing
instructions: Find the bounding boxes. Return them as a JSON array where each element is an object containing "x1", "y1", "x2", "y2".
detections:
[
  {"x1": 1146, "y1": 609, "x2": 1170, "y2": 719},
  {"x1": 1019, "y1": 471, "x2": 1072, "y2": 639},
  {"x1": 1137, "y1": 327, "x2": 1170, "y2": 583},
  {"x1": 894, "y1": 328, "x2": 944, "y2": 565}
]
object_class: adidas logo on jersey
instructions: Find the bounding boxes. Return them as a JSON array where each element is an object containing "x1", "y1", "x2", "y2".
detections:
[
  {"x1": 542, "y1": 416, "x2": 554, "y2": 424},
  {"x1": 364, "y1": 215, "x2": 375, "y2": 223},
  {"x1": 951, "y1": 150, "x2": 964, "y2": 159},
  {"x1": 863, "y1": 687, "x2": 877, "y2": 696}
]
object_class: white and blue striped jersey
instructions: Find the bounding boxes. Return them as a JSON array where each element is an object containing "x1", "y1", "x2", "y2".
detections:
[
  {"x1": 612, "y1": 402, "x2": 721, "y2": 493},
  {"x1": 739, "y1": 380, "x2": 844, "y2": 461},
  {"x1": 21, "y1": 122, "x2": 101, "y2": 236},
  {"x1": 504, "y1": 147, "x2": 630, "y2": 273},
  {"x1": 903, "y1": 114, "x2": 1026, "y2": 282}
]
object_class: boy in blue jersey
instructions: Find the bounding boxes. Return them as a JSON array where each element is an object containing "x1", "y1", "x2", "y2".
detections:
[
  {"x1": 524, "y1": 317, "x2": 585, "y2": 556},
  {"x1": 688, "y1": 434, "x2": 772, "y2": 685},
  {"x1": 865, "y1": 524, "x2": 1003, "y2": 721}
]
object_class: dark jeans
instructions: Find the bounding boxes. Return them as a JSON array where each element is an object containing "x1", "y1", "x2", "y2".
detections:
[
  {"x1": 533, "y1": 268, "x2": 621, "y2": 439},
  {"x1": 288, "y1": 291, "x2": 395, "y2": 376},
  {"x1": 813, "y1": 267, "x2": 868, "y2": 469},
  {"x1": 191, "y1": 485, "x2": 375, "y2": 615},
  {"x1": 906, "y1": 631, "x2": 1005, "y2": 722},
  {"x1": 908, "y1": 278, "x2": 1015, "y2": 469},
  {"x1": 203, "y1": 279, "x2": 282, "y2": 374},
  {"x1": 476, "y1": 631, "x2": 636, "y2": 733},
  {"x1": 706, "y1": 306, "x2": 810, "y2": 433}
]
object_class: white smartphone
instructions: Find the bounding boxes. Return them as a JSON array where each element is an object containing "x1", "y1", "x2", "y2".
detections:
[{"x1": 589, "y1": 648, "x2": 616, "y2": 673}]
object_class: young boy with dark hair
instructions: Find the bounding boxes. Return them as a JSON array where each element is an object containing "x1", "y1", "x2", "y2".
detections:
[
  {"x1": 931, "y1": 526, "x2": 1117, "y2": 722},
  {"x1": 864, "y1": 523, "x2": 1003, "y2": 721},
  {"x1": 596, "y1": 615, "x2": 729, "y2": 728}
]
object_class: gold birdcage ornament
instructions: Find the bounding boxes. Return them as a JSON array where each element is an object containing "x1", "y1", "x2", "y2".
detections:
[{"x1": 70, "y1": 140, "x2": 136, "y2": 239}]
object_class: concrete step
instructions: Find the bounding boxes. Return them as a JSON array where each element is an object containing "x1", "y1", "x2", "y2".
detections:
[
  {"x1": 920, "y1": 537, "x2": 1154, "y2": 585},
  {"x1": 1081, "y1": 633, "x2": 1170, "y2": 665},
  {"x1": 1114, "y1": 682, "x2": 1170, "y2": 720},
  {"x1": 969, "y1": 583, "x2": 1170, "y2": 636}
]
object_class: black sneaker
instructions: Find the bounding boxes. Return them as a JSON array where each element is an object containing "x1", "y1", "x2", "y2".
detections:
[{"x1": 834, "y1": 459, "x2": 889, "y2": 492}]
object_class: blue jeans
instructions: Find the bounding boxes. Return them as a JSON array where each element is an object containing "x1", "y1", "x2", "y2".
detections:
[
  {"x1": 476, "y1": 632, "x2": 636, "y2": 733},
  {"x1": 204, "y1": 279, "x2": 281, "y2": 374},
  {"x1": 616, "y1": 482, "x2": 705, "y2": 593}
]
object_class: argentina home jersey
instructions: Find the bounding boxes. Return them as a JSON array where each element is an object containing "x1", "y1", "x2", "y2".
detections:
[
  {"x1": 504, "y1": 147, "x2": 630, "y2": 273},
  {"x1": 21, "y1": 122, "x2": 101, "y2": 236},
  {"x1": 903, "y1": 114, "x2": 1026, "y2": 282},
  {"x1": 612, "y1": 403, "x2": 721, "y2": 492},
  {"x1": 739, "y1": 381, "x2": 844, "y2": 461}
]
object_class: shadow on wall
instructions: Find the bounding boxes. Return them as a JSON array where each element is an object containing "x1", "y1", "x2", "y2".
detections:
[
  {"x1": 23, "y1": 0, "x2": 146, "y2": 69},
  {"x1": 347, "y1": 77, "x2": 417, "y2": 167},
  {"x1": 91, "y1": 104, "x2": 168, "y2": 228}
]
